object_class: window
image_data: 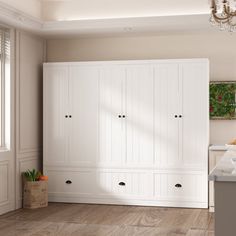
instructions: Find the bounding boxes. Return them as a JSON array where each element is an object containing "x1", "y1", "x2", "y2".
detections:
[{"x1": 0, "y1": 28, "x2": 10, "y2": 149}]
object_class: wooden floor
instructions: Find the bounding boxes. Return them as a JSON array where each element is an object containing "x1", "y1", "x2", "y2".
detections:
[{"x1": 0, "y1": 203, "x2": 214, "y2": 236}]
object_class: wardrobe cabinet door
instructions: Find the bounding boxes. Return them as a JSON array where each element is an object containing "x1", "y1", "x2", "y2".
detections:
[
  {"x1": 43, "y1": 65, "x2": 69, "y2": 165},
  {"x1": 126, "y1": 65, "x2": 154, "y2": 167},
  {"x1": 180, "y1": 62, "x2": 209, "y2": 169},
  {"x1": 99, "y1": 66, "x2": 126, "y2": 166},
  {"x1": 68, "y1": 66, "x2": 100, "y2": 166},
  {"x1": 154, "y1": 64, "x2": 181, "y2": 168}
]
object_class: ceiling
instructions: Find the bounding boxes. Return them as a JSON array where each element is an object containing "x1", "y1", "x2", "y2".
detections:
[
  {"x1": 0, "y1": 0, "x2": 41, "y2": 19},
  {"x1": 0, "y1": 0, "x2": 217, "y2": 37},
  {"x1": 40, "y1": 0, "x2": 210, "y2": 21}
]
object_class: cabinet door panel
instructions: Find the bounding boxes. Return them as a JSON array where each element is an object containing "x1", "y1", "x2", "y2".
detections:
[
  {"x1": 180, "y1": 63, "x2": 209, "y2": 168},
  {"x1": 99, "y1": 66, "x2": 126, "y2": 166},
  {"x1": 154, "y1": 64, "x2": 180, "y2": 167},
  {"x1": 44, "y1": 66, "x2": 69, "y2": 165},
  {"x1": 68, "y1": 66, "x2": 99, "y2": 165},
  {"x1": 126, "y1": 65, "x2": 154, "y2": 166}
]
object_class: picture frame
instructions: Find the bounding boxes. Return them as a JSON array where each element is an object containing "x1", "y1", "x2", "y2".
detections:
[{"x1": 210, "y1": 81, "x2": 236, "y2": 120}]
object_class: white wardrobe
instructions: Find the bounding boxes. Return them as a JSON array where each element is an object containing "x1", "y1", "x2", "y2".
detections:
[{"x1": 43, "y1": 59, "x2": 209, "y2": 208}]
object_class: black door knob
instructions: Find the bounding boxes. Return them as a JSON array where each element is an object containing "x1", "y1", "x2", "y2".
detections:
[
  {"x1": 65, "y1": 115, "x2": 68, "y2": 118},
  {"x1": 69, "y1": 115, "x2": 72, "y2": 118},
  {"x1": 179, "y1": 115, "x2": 182, "y2": 118},
  {"x1": 118, "y1": 115, "x2": 121, "y2": 118},
  {"x1": 174, "y1": 115, "x2": 178, "y2": 118},
  {"x1": 119, "y1": 182, "x2": 126, "y2": 186},
  {"x1": 175, "y1": 183, "x2": 182, "y2": 188},
  {"x1": 122, "y1": 115, "x2": 126, "y2": 118}
]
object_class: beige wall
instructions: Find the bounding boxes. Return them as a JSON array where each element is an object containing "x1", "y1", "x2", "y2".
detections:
[
  {"x1": 16, "y1": 31, "x2": 45, "y2": 208},
  {"x1": 46, "y1": 32, "x2": 236, "y2": 145}
]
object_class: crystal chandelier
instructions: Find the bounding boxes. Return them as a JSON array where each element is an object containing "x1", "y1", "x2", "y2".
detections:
[{"x1": 210, "y1": 0, "x2": 236, "y2": 32}]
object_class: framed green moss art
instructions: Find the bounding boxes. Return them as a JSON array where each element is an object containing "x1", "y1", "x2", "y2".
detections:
[{"x1": 210, "y1": 81, "x2": 236, "y2": 120}]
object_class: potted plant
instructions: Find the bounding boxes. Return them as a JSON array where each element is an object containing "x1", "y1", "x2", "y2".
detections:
[{"x1": 23, "y1": 169, "x2": 48, "y2": 209}]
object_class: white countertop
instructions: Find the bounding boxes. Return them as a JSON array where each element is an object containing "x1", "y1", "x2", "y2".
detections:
[
  {"x1": 209, "y1": 150, "x2": 236, "y2": 182},
  {"x1": 209, "y1": 144, "x2": 228, "y2": 151}
]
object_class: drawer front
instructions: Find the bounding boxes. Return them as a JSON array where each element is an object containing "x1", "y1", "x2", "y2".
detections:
[
  {"x1": 154, "y1": 172, "x2": 207, "y2": 202},
  {"x1": 46, "y1": 169, "x2": 153, "y2": 199},
  {"x1": 97, "y1": 171, "x2": 153, "y2": 198},
  {"x1": 46, "y1": 170, "x2": 98, "y2": 195}
]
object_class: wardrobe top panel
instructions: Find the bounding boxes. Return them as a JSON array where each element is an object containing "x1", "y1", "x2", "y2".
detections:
[{"x1": 44, "y1": 58, "x2": 209, "y2": 67}]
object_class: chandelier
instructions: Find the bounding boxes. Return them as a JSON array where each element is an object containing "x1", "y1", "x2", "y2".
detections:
[{"x1": 210, "y1": 0, "x2": 236, "y2": 32}]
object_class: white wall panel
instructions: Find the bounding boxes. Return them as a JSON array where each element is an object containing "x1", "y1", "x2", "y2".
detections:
[{"x1": 0, "y1": 162, "x2": 9, "y2": 204}]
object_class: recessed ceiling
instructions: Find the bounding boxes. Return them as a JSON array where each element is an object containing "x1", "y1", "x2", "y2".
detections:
[
  {"x1": 41, "y1": 0, "x2": 210, "y2": 21},
  {"x1": 0, "y1": 0, "x2": 216, "y2": 38}
]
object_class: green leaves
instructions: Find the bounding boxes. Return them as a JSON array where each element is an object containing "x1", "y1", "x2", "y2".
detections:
[
  {"x1": 23, "y1": 169, "x2": 41, "y2": 182},
  {"x1": 210, "y1": 82, "x2": 236, "y2": 119}
]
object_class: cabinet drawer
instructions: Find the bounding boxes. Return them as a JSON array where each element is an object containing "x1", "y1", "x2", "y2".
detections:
[
  {"x1": 46, "y1": 170, "x2": 98, "y2": 195},
  {"x1": 46, "y1": 170, "x2": 153, "y2": 199},
  {"x1": 96, "y1": 171, "x2": 153, "y2": 198},
  {"x1": 154, "y1": 172, "x2": 207, "y2": 202}
]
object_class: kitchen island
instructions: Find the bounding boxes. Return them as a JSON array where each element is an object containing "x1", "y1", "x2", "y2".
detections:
[{"x1": 209, "y1": 149, "x2": 236, "y2": 236}]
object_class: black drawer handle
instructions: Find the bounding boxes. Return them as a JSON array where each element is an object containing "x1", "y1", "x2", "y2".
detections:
[
  {"x1": 118, "y1": 115, "x2": 122, "y2": 118},
  {"x1": 179, "y1": 115, "x2": 182, "y2": 118},
  {"x1": 119, "y1": 182, "x2": 126, "y2": 186},
  {"x1": 175, "y1": 183, "x2": 182, "y2": 188},
  {"x1": 66, "y1": 180, "x2": 72, "y2": 184},
  {"x1": 174, "y1": 115, "x2": 178, "y2": 118}
]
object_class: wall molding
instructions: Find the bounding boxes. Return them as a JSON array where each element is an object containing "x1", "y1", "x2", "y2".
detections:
[
  {"x1": 0, "y1": 161, "x2": 10, "y2": 208},
  {"x1": 0, "y1": 2, "x2": 215, "y2": 37},
  {"x1": 0, "y1": 2, "x2": 42, "y2": 32},
  {"x1": 17, "y1": 151, "x2": 42, "y2": 159},
  {"x1": 15, "y1": 31, "x2": 43, "y2": 155},
  {"x1": 16, "y1": 155, "x2": 41, "y2": 209},
  {"x1": 42, "y1": 14, "x2": 212, "y2": 37}
]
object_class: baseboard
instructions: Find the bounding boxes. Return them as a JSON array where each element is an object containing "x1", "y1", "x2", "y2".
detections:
[
  {"x1": 16, "y1": 198, "x2": 23, "y2": 210},
  {"x1": 209, "y1": 206, "x2": 215, "y2": 212},
  {"x1": 48, "y1": 194, "x2": 208, "y2": 209}
]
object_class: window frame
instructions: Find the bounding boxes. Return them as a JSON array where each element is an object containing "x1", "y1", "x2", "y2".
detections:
[{"x1": 0, "y1": 28, "x2": 10, "y2": 150}]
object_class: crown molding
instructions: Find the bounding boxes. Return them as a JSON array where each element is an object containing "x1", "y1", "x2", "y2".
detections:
[
  {"x1": 42, "y1": 14, "x2": 214, "y2": 38},
  {"x1": 0, "y1": 2, "x2": 214, "y2": 38},
  {"x1": 0, "y1": 2, "x2": 43, "y2": 32}
]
